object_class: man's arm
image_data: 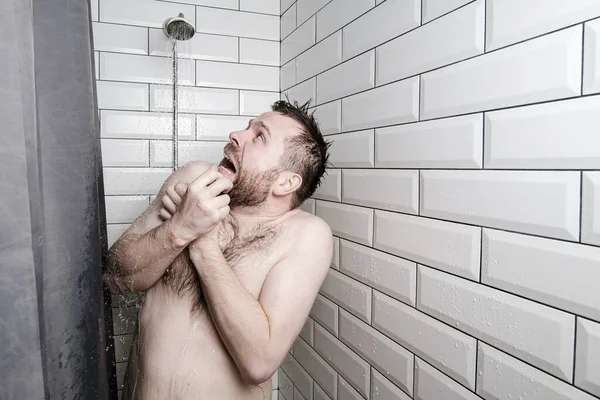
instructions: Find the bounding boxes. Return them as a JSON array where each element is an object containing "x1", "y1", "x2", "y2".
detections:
[
  {"x1": 103, "y1": 161, "x2": 214, "y2": 293},
  {"x1": 190, "y1": 217, "x2": 333, "y2": 384}
]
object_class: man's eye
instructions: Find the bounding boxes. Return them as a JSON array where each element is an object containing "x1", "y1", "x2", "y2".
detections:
[{"x1": 257, "y1": 133, "x2": 265, "y2": 141}]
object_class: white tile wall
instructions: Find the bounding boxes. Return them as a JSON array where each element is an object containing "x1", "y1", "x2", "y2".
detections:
[
  {"x1": 420, "y1": 26, "x2": 583, "y2": 120},
  {"x1": 376, "y1": 0, "x2": 484, "y2": 86},
  {"x1": 343, "y1": 0, "x2": 420, "y2": 61},
  {"x1": 584, "y1": 18, "x2": 600, "y2": 94},
  {"x1": 582, "y1": 172, "x2": 600, "y2": 246},
  {"x1": 99, "y1": 1, "x2": 600, "y2": 399},
  {"x1": 576, "y1": 318, "x2": 600, "y2": 397},
  {"x1": 485, "y1": 0, "x2": 600, "y2": 51}
]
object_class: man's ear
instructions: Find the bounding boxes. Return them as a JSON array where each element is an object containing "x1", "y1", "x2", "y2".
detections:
[{"x1": 272, "y1": 171, "x2": 302, "y2": 197}]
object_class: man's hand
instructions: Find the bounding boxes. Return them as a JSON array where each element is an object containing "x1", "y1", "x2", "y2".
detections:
[
  {"x1": 159, "y1": 182, "x2": 187, "y2": 220},
  {"x1": 167, "y1": 166, "x2": 233, "y2": 247}
]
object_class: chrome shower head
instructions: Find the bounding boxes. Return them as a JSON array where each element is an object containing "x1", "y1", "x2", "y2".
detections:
[{"x1": 163, "y1": 13, "x2": 195, "y2": 41}]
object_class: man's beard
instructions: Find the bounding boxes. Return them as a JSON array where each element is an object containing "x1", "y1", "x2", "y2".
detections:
[{"x1": 228, "y1": 167, "x2": 279, "y2": 208}]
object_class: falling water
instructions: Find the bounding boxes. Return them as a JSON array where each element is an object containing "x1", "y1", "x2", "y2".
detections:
[{"x1": 172, "y1": 38, "x2": 179, "y2": 171}]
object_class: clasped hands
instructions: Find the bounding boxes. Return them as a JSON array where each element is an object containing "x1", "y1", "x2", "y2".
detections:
[{"x1": 160, "y1": 166, "x2": 232, "y2": 265}]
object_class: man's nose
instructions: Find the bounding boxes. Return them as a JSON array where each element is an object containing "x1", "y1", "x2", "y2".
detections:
[{"x1": 228, "y1": 130, "x2": 245, "y2": 147}]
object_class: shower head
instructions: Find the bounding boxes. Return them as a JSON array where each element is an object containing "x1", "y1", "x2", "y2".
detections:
[{"x1": 163, "y1": 13, "x2": 195, "y2": 41}]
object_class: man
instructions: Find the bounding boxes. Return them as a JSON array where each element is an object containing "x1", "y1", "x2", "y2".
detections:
[{"x1": 103, "y1": 99, "x2": 333, "y2": 399}]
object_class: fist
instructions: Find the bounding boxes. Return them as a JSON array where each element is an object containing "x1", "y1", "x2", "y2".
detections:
[{"x1": 168, "y1": 166, "x2": 233, "y2": 245}]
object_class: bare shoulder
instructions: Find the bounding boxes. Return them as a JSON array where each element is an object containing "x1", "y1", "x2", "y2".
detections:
[
  {"x1": 167, "y1": 160, "x2": 213, "y2": 185},
  {"x1": 284, "y1": 209, "x2": 333, "y2": 259}
]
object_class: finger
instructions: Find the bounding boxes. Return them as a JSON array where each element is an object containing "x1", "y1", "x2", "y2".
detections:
[
  {"x1": 159, "y1": 208, "x2": 172, "y2": 220},
  {"x1": 206, "y1": 177, "x2": 234, "y2": 198},
  {"x1": 190, "y1": 165, "x2": 222, "y2": 189},
  {"x1": 174, "y1": 183, "x2": 187, "y2": 199},
  {"x1": 166, "y1": 185, "x2": 182, "y2": 206},
  {"x1": 209, "y1": 194, "x2": 230, "y2": 209},
  {"x1": 161, "y1": 194, "x2": 177, "y2": 214},
  {"x1": 218, "y1": 205, "x2": 230, "y2": 220}
]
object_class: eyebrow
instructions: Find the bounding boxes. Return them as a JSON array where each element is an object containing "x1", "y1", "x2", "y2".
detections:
[{"x1": 251, "y1": 119, "x2": 271, "y2": 137}]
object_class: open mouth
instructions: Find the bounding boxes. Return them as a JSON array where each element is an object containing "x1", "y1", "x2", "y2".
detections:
[{"x1": 218, "y1": 153, "x2": 237, "y2": 176}]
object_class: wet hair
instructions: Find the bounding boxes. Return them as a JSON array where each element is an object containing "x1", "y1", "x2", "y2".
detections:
[{"x1": 272, "y1": 97, "x2": 332, "y2": 209}]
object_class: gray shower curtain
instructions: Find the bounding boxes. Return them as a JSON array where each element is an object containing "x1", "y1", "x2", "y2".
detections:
[{"x1": 0, "y1": 1, "x2": 114, "y2": 399}]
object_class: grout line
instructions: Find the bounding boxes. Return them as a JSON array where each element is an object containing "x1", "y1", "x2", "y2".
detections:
[
  {"x1": 579, "y1": 171, "x2": 584, "y2": 242},
  {"x1": 483, "y1": 0, "x2": 487, "y2": 52},
  {"x1": 580, "y1": 22, "x2": 586, "y2": 96},
  {"x1": 572, "y1": 316, "x2": 579, "y2": 385},
  {"x1": 479, "y1": 227, "x2": 484, "y2": 283},
  {"x1": 413, "y1": 354, "x2": 417, "y2": 395},
  {"x1": 329, "y1": 233, "x2": 600, "y2": 325},
  {"x1": 474, "y1": 339, "x2": 480, "y2": 389}
]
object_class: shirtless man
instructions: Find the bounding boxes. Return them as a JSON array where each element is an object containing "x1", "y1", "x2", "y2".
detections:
[{"x1": 103, "y1": 100, "x2": 333, "y2": 400}]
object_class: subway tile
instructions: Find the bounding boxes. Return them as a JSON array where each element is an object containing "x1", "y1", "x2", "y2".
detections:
[
  {"x1": 283, "y1": 78, "x2": 317, "y2": 107},
  {"x1": 100, "y1": 0, "x2": 196, "y2": 28},
  {"x1": 240, "y1": 91, "x2": 280, "y2": 116},
  {"x1": 240, "y1": 38, "x2": 280, "y2": 66},
  {"x1": 313, "y1": 384, "x2": 332, "y2": 400},
  {"x1": 299, "y1": 319, "x2": 315, "y2": 346},
  {"x1": 151, "y1": 85, "x2": 239, "y2": 114},
  {"x1": 377, "y1": 0, "x2": 484, "y2": 86},
  {"x1": 331, "y1": 237, "x2": 340, "y2": 270},
  {"x1": 582, "y1": 172, "x2": 600, "y2": 246},
  {"x1": 420, "y1": 170, "x2": 581, "y2": 241},
  {"x1": 314, "y1": 324, "x2": 371, "y2": 398},
  {"x1": 196, "y1": 7, "x2": 279, "y2": 40},
  {"x1": 95, "y1": 51, "x2": 99, "y2": 79},
  {"x1": 414, "y1": 357, "x2": 480, "y2": 400},
  {"x1": 149, "y1": 141, "x2": 173, "y2": 168},
  {"x1": 92, "y1": 22, "x2": 148, "y2": 54},
  {"x1": 297, "y1": 0, "x2": 331, "y2": 26},
  {"x1": 313, "y1": 169, "x2": 341, "y2": 202},
  {"x1": 316, "y1": 201, "x2": 373, "y2": 246},
  {"x1": 584, "y1": 18, "x2": 600, "y2": 94},
  {"x1": 100, "y1": 110, "x2": 195, "y2": 140},
  {"x1": 294, "y1": 387, "x2": 307, "y2": 400},
  {"x1": 279, "y1": 368, "x2": 295, "y2": 400},
  {"x1": 181, "y1": 0, "x2": 237, "y2": 8},
  {"x1": 197, "y1": 115, "x2": 249, "y2": 141},
  {"x1": 337, "y1": 376, "x2": 364, "y2": 400},
  {"x1": 100, "y1": 53, "x2": 195, "y2": 85},
  {"x1": 240, "y1": 0, "x2": 280, "y2": 15},
  {"x1": 374, "y1": 211, "x2": 481, "y2": 281},
  {"x1": 342, "y1": 77, "x2": 419, "y2": 132},
  {"x1": 482, "y1": 229, "x2": 600, "y2": 321},
  {"x1": 373, "y1": 291, "x2": 477, "y2": 390},
  {"x1": 103, "y1": 168, "x2": 172, "y2": 195},
  {"x1": 113, "y1": 334, "x2": 134, "y2": 363},
  {"x1": 300, "y1": 198, "x2": 316, "y2": 215},
  {"x1": 310, "y1": 294, "x2": 339, "y2": 336},
  {"x1": 422, "y1": 0, "x2": 471, "y2": 23},
  {"x1": 282, "y1": 16, "x2": 316, "y2": 65},
  {"x1": 281, "y1": 354, "x2": 313, "y2": 400},
  {"x1": 486, "y1": 0, "x2": 600, "y2": 51},
  {"x1": 294, "y1": 339, "x2": 337, "y2": 399},
  {"x1": 343, "y1": 0, "x2": 420, "y2": 60},
  {"x1": 273, "y1": 370, "x2": 279, "y2": 390},
  {"x1": 281, "y1": 0, "x2": 296, "y2": 14},
  {"x1": 575, "y1": 318, "x2": 600, "y2": 397},
  {"x1": 116, "y1": 362, "x2": 127, "y2": 389},
  {"x1": 418, "y1": 265, "x2": 575, "y2": 381},
  {"x1": 178, "y1": 141, "x2": 226, "y2": 165},
  {"x1": 96, "y1": 81, "x2": 149, "y2": 111},
  {"x1": 111, "y1": 292, "x2": 143, "y2": 308},
  {"x1": 272, "y1": 390, "x2": 278, "y2": 400},
  {"x1": 484, "y1": 96, "x2": 600, "y2": 169},
  {"x1": 311, "y1": 100, "x2": 341, "y2": 135},
  {"x1": 101, "y1": 139, "x2": 149, "y2": 167},
  {"x1": 317, "y1": 51, "x2": 374, "y2": 104},
  {"x1": 421, "y1": 26, "x2": 583, "y2": 120},
  {"x1": 149, "y1": 29, "x2": 238, "y2": 62},
  {"x1": 112, "y1": 307, "x2": 139, "y2": 335},
  {"x1": 196, "y1": 61, "x2": 279, "y2": 91},
  {"x1": 316, "y1": 0, "x2": 375, "y2": 42},
  {"x1": 281, "y1": 60, "x2": 297, "y2": 91},
  {"x1": 342, "y1": 169, "x2": 418, "y2": 214},
  {"x1": 105, "y1": 196, "x2": 149, "y2": 224},
  {"x1": 296, "y1": 31, "x2": 342, "y2": 83},
  {"x1": 340, "y1": 240, "x2": 416, "y2": 307},
  {"x1": 371, "y1": 369, "x2": 411, "y2": 400},
  {"x1": 320, "y1": 269, "x2": 371, "y2": 323},
  {"x1": 375, "y1": 114, "x2": 483, "y2": 169},
  {"x1": 477, "y1": 343, "x2": 596, "y2": 400},
  {"x1": 91, "y1": 0, "x2": 98, "y2": 21},
  {"x1": 340, "y1": 310, "x2": 413, "y2": 396},
  {"x1": 328, "y1": 130, "x2": 374, "y2": 168},
  {"x1": 107, "y1": 224, "x2": 129, "y2": 247},
  {"x1": 281, "y1": 4, "x2": 297, "y2": 39}
]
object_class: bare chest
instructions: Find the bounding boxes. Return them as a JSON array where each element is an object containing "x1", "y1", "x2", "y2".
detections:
[{"x1": 161, "y1": 227, "x2": 281, "y2": 309}]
